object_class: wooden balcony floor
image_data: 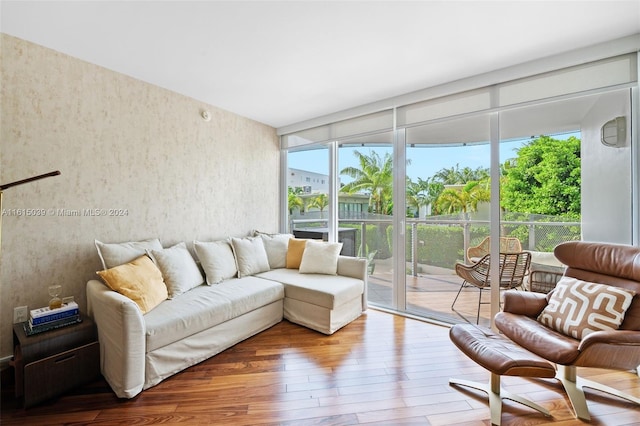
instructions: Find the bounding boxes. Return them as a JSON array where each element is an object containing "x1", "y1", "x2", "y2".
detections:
[{"x1": 368, "y1": 261, "x2": 496, "y2": 327}]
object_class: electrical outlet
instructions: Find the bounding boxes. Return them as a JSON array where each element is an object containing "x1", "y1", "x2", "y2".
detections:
[{"x1": 13, "y1": 306, "x2": 28, "y2": 324}]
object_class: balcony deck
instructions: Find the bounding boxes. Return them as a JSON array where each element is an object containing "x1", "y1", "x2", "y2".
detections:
[{"x1": 368, "y1": 259, "x2": 499, "y2": 327}]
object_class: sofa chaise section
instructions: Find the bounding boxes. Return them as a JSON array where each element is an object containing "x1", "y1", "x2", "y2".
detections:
[{"x1": 258, "y1": 256, "x2": 367, "y2": 334}]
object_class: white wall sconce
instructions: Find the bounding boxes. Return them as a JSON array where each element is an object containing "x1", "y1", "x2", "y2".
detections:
[
  {"x1": 601, "y1": 116, "x2": 626, "y2": 148},
  {"x1": 201, "y1": 110, "x2": 211, "y2": 122}
]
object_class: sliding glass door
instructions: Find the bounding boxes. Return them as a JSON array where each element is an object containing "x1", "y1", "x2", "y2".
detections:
[
  {"x1": 403, "y1": 114, "x2": 492, "y2": 324},
  {"x1": 337, "y1": 132, "x2": 395, "y2": 309},
  {"x1": 281, "y1": 54, "x2": 637, "y2": 326}
]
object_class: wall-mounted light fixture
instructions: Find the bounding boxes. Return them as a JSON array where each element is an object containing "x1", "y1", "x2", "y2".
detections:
[{"x1": 601, "y1": 116, "x2": 626, "y2": 148}]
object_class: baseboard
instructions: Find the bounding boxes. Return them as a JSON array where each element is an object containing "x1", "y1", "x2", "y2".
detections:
[{"x1": 0, "y1": 354, "x2": 13, "y2": 370}]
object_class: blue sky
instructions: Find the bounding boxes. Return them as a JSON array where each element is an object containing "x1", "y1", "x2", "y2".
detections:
[
  {"x1": 289, "y1": 131, "x2": 580, "y2": 184},
  {"x1": 289, "y1": 139, "x2": 525, "y2": 183}
]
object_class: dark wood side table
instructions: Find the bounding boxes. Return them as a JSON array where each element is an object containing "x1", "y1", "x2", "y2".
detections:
[{"x1": 11, "y1": 314, "x2": 100, "y2": 408}]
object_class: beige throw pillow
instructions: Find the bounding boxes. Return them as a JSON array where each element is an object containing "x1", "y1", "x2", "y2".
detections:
[
  {"x1": 147, "y1": 242, "x2": 204, "y2": 299},
  {"x1": 230, "y1": 237, "x2": 270, "y2": 278},
  {"x1": 95, "y1": 238, "x2": 162, "y2": 269},
  {"x1": 257, "y1": 233, "x2": 293, "y2": 269},
  {"x1": 299, "y1": 240, "x2": 343, "y2": 275},
  {"x1": 194, "y1": 239, "x2": 238, "y2": 284},
  {"x1": 97, "y1": 255, "x2": 168, "y2": 314},
  {"x1": 537, "y1": 277, "x2": 635, "y2": 339}
]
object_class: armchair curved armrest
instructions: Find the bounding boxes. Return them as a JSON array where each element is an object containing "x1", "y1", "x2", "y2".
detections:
[
  {"x1": 579, "y1": 329, "x2": 640, "y2": 350},
  {"x1": 576, "y1": 329, "x2": 640, "y2": 370},
  {"x1": 502, "y1": 290, "x2": 548, "y2": 317}
]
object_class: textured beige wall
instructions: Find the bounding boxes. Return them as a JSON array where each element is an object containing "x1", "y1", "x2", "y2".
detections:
[{"x1": 0, "y1": 34, "x2": 280, "y2": 358}]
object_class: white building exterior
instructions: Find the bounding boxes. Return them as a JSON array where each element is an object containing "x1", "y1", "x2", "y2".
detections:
[{"x1": 288, "y1": 168, "x2": 329, "y2": 194}]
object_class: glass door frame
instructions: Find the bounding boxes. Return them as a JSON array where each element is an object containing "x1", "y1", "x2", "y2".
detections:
[{"x1": 282, "y1": 91, "x2": 636, "y2": 325}]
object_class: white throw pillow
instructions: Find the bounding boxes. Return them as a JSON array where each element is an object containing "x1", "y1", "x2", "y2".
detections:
[
  {"x1": 95, "y1": 238, "x2": 163, "y2": 269},
  {"x1": 258, "y1": 233, "x2": 293, "y2": 269},
  {"x1": 230, "y1": 237, "x2": 270, "y2": 278},
  {"x1": 299, "y1": 240, "x2": 343, "y2": 275},
  {"x1": 147, "y1": 242, "x2": 204, "y2": 299},
  {"x1": 193, "y1": 239, "x2": 238, "y2": 285}
]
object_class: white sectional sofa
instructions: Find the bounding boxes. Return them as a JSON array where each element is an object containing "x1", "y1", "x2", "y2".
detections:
[{"x1": 86, "y1": 233, "x2": 367, "y2": 399}]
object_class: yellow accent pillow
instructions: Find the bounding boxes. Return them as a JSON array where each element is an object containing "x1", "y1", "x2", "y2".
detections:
[
  {"x1": 97, "y1": 255, "x2": 168, "y2": 314},
  {"x1": 286, "y1": 238, "x2": 307, "y2": 269}
]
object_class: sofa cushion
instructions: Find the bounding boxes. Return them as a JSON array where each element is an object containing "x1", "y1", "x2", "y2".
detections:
[
  {"x1": 257, "y1": 268, "x2": 363, "y2": 310},
  {"x1": 537, "y1": 276, "x2": 636, "y2": 339},
  {"x1": 299, "y1": 240, "x2": 343, "y2": 275},
  {"x1": 286, "y1": 238, "x2": 307, "y2": 269},
  {"x1": 95, "y1": 238, "x2": 163, "y2": 269},
  {"x1": 231, "y1": 237, "x2": 271, "y2": 278},
  {"x1": 256, "y1": 232, "x2": 293, "y2": 269},
  {"x1": 143, "y1": 276, "x2": 284, "y2": 352},
  {"x1": 194, "y1": 239, "x2": 237, "y2": 284},
  {"x1": 148, "y1": 242, "x2": 204, "y2": 299},
  {"x1": 97, "y1": 255, "x2": 168, "y2": 314}
]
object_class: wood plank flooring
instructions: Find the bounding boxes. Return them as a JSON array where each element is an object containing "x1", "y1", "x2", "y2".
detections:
[{"x1": 2, "y1": 309, "x2": 639, "y2": 425}]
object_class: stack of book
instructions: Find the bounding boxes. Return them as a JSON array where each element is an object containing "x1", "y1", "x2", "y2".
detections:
[{"x1": 26, "y1": 301, "x2": 81, "y2": 335}]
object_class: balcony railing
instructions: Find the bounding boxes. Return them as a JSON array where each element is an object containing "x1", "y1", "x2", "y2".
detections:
[
  {"x1": 291, "y1": 214, "x2": 579, "y2": 325},
  {"x1": 291, "y1": 215, "x2": 581, "y2": 274}
]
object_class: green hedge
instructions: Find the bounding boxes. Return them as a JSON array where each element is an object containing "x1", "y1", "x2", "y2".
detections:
[
  {"x1": 339, "y1": 223, "x2": 392, "y2": 259},
  {"x1": 406, "y1": 225, "x2": 465, "y2": 268}
]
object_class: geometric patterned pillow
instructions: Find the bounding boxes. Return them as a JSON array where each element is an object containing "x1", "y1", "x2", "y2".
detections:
[{"x1": 537, "y1": 277, "x2": 636, "y2": 340}]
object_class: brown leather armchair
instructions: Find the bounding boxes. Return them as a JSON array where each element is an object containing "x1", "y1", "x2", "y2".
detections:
[{"x1": 495, "y1": 241, "x2": 640, "y2": 420}]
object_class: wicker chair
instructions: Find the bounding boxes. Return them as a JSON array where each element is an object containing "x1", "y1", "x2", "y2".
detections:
[
  {"x1": 467, "y1": 236, "x2": 522, "y2": 263},
  {"x1": 452, "y1": 251, "x2": 532, "y2": 323}
]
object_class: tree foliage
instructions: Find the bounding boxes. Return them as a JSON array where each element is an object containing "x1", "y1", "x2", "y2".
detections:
[
  {"x1": 434, "y1": 180, "x2": 490, "y2": 216},
  {"x1": 336, "y1": 137, "x2": 580, "y2": 219},
  {"x1": 307, "y1": 193, "x2": 328, "y2": 212},
  {"x1": 500, "y1": 135, "x2": 580, "y2": 218},
  {"x1": 340, "y1": 150, "x2": 393, "y2": 214},
  {"x1": 287, "y1": 187, "x2": 304, "y2": 214},
  {"x1": 433, "y1": 164, "x2": 489, "y2": 185}
]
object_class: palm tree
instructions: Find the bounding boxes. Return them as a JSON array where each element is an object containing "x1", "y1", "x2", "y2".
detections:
[
  {"x1": 307, "y1": 193, "x2": 328, "y2": 217},
  {"x1": 288, "y1": 187, "x2": 304, "y2": 215},
  {"x1": 434, "y1": 180, "x2": 490, "y2": 217},
  {"x1": 433, "y1": 164, "x2": 489, "y2": 185},
  {"x1": 406, "y1": 177, "x2": 445, "y2": 217},
  {"x1": 340, "y1": 150, "x2": 393, "y2": 214},
  {"x1": 406, "y1": 178, "x2": 427, "y2": 217}
]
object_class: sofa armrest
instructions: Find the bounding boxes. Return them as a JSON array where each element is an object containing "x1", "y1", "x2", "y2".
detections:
[
  {"x1": 337, "y1": 256, "x2": 366, "y2": 279},
  {"x1": 86, "y1": 279, "x2": 146, "y2": 398},
  {"x1": 502, "y1": 290, "x2": 548, "y2": 317},
  {"x1": 337, "y1": 256, "x2": 368, "y2": 311}
]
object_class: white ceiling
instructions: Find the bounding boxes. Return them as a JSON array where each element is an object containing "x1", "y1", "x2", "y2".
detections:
[{"x1": 2, "y1": 1, "x2": 640, "y2": 129}]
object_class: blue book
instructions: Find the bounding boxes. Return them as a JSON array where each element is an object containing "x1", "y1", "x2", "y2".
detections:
[
  {"x1": 30, "y1": 302, "x2": 79, "y2": 325},
  {"x1": 26, "y1": 315, "x2": 81, "y2": 336}
]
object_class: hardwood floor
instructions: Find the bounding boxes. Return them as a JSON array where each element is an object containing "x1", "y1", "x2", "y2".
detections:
[{"x1": 2, "y1": 309, "x2": 639, "y2": 425}]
